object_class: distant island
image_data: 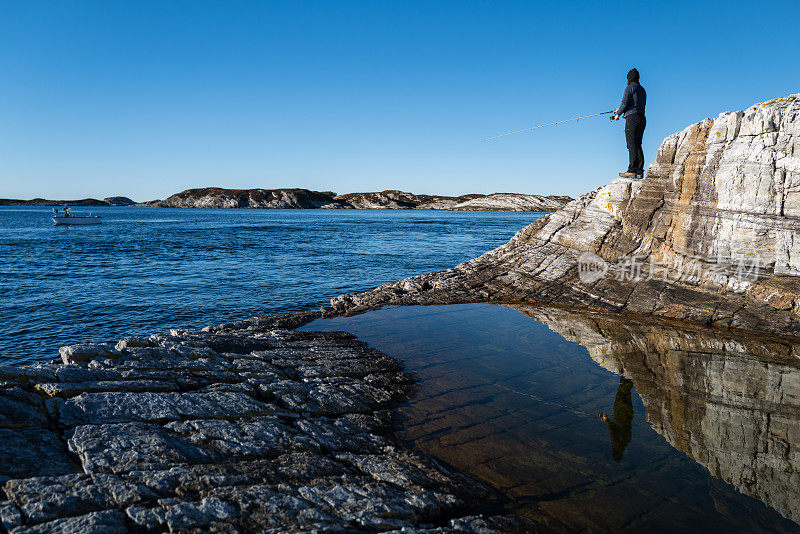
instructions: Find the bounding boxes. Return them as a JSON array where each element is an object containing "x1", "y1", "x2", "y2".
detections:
[
  {"x1": 0, "y1": 196, "x2": 137, "y2": 207},
  {"x1": 149, "y1": 188, "x2": 573, "y2": 211},
  {"x1": 0, "y1": 188, "x2": 573, "y2": 212}
]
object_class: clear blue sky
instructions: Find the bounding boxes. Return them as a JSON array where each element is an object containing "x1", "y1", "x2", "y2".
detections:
[{"x1": 0, "y1": 1, "x2": 797, "y2": 201}]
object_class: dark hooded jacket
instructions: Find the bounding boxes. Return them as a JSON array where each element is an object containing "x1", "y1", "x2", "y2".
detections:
[{"x1": 617, "y1": 81, "x2": 646, "y2": 118}]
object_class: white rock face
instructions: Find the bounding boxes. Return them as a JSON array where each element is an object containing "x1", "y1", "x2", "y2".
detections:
[{"x1": 643, "y1": 95, "x2": 800, "y2": 276}]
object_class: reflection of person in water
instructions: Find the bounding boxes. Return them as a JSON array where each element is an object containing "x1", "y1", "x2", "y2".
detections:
[{"x1": 599, "y1": 377, "x2": 634, "y2": 462}]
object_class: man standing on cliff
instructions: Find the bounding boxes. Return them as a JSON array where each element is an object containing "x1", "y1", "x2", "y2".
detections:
[{"x1": 613, "y1": 68, "x2": 647, "y2": 179}]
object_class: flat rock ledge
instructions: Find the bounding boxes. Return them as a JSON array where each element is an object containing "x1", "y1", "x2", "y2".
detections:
[{"x1": 0, "y1": 312, "x2": 532, "y2": 533}]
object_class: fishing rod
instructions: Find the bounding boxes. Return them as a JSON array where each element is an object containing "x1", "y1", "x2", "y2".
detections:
[{"x1": 484, "y1": 110, "x2": 616, "y2": 141}]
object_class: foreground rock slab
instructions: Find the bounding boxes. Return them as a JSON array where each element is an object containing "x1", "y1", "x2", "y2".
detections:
[{"x1": 0, "y1": 312, "x2": 533, "y2": 533}]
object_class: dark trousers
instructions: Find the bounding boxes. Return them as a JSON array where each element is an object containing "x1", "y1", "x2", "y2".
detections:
[{"x1": 625, "y1": 113, "x2": 646, "y2": 174}]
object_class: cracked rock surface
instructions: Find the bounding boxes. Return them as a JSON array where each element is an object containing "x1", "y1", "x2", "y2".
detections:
[
  {"x1": 329, "y1": 94, "x2": 800, "y2": 337},
  {"x1": 0, "y1": 312, "x2": 533, "y2": 533}
]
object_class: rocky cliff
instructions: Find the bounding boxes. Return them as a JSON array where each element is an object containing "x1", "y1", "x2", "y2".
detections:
[
  {"x1": 330, "y1": 94, "x2": 800, "y2": 336},
  {"x1": 510, "y1": 304, "x2": 800, "y2": 525}
]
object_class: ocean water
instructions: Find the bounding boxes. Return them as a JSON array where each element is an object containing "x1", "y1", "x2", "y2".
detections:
[{"x1": 0, "y1": 206, "x2": 540, "y2": 364}]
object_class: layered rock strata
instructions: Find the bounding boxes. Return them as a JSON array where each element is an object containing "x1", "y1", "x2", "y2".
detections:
[
  {"x1": 0, "y1": 312, "x2": 530, "y2": 533},
  {"x1": 329, "y1": 95, "x2": 800, "y2": 336},
  {"x1": 510, "y1": 303, "x2": 800, "y2": 525}
]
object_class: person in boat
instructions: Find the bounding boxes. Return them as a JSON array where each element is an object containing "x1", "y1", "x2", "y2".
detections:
[
  {"x1": 63, "y1": 205, "x2": 71, "y2": 217},
  {"x1": 599, "y1": 377, "x2": 634, "y2": 462},
  {"x1": 613, "y1": 68, "x2": 647, "y2": 180}
]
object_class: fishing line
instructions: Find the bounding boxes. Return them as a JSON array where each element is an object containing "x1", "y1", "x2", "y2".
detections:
[{"x1": 484, "y1": 110, "x2": 615, "y2": 141}]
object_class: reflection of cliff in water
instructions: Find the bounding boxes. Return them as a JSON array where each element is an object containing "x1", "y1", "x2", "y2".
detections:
[{"x1": 511, "y1": 303, "x2": 800, "y2": 525}]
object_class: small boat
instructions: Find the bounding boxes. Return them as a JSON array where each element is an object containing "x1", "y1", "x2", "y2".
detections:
[{"x1": 51, "y1": 215, "x2": 102, "y2": 225}]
